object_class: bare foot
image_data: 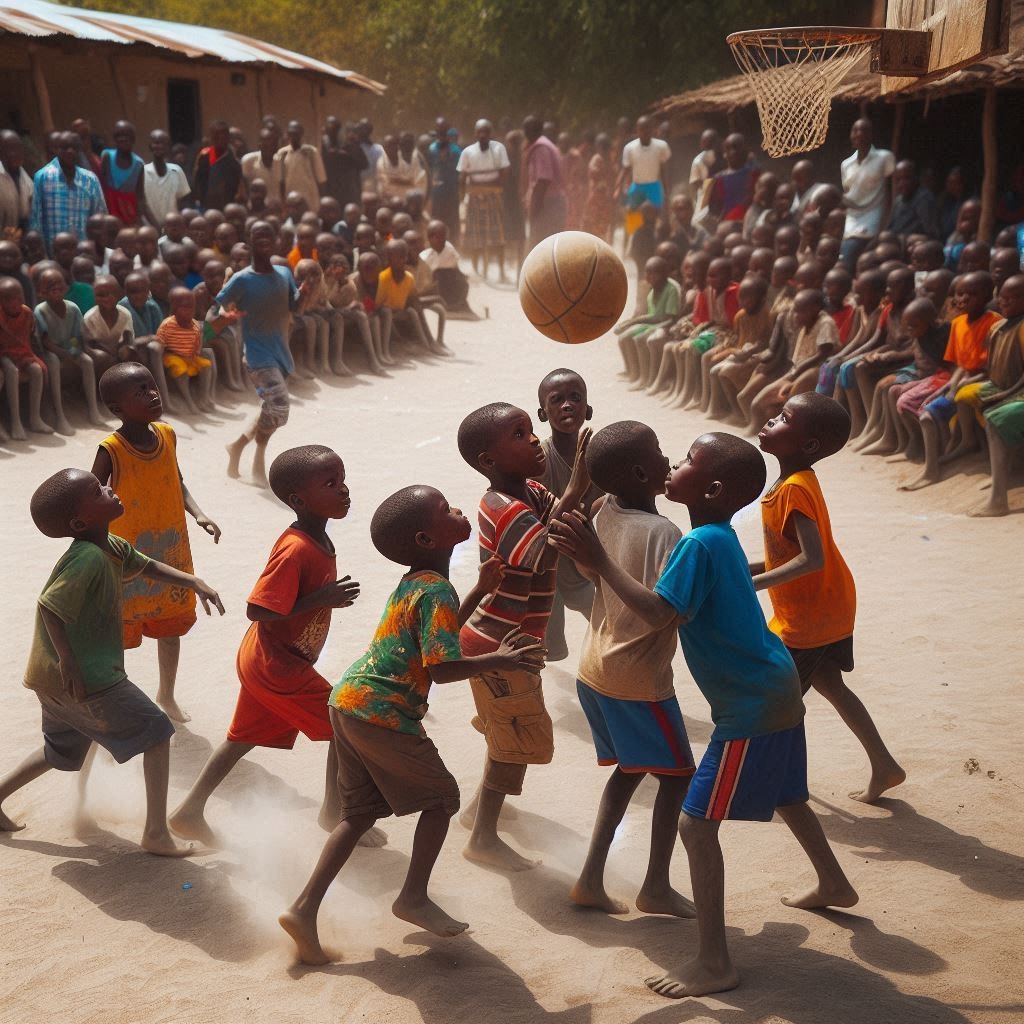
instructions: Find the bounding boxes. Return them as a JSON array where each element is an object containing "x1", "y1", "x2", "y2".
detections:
[
  {"x1": 884, "y1": 452, "x2": 910, "y2": 464},
  {"x1": 392, "y1": 895, "x2": 469, "y2": 937},
  {"x1": 251, "y1": 469, "x2": 269, "y2": 490},
  {"x1": 569, "y1": 880, "x2": 629, "y2": 914},
  {"x1": 29, "y1": 417, "x2": 54, "y2": 434},
  {"x1": 969, "y1": 498, "x2": 1009, "y2": 517},
  {"x1": 10, "y1": 426, "x2": 27, "y2": 441},
  {"x1": 140, "y1": 831, "x2": 195, "y2": 857},
  {"x1": 226, "y1": 438, "x2": 245, "y2": 479},
  {"x1": 463, "y1": 836, "x2": 539, "y2": 872},
  {"x1": 781, "y1": 880, "x2": 858, "y2": 909},
  {"x1": 357, "y1": 825, "x2": 388, "y2": 848},
  {"x1": 168, "y1": 808, "x2": 220, "y2": 848},
  {"x1": 279, "y1": 908, "x2": 333, "y2": 965},
  {"x1": 849, "y1": 764, "x2": 906, "y2": 803},
  {"x1": 158, "y1": 697, "x2": 191, "y2": 724},
  {"x1": 646, "y1": 958, "x2": 740, "y2": 999},
  {"x1": 0, "y1": 809, "x2": 26, "y2": 832},
  {"x1": 55, "y1": 419, "x2": 75, "y2": 437},
  {"x1": 860, "y1": 439, "x2": 897, "y2": 456},
  {"x1": 635, "y1": 885, "x2": 697, "y2": 919},
  {"x1": 331, "y1": 363, "x2": 354, "y2": 377},
  {"x1": 198, "y1": 400, "x2": 216, "y2": 414},
  {"x1": 898, "y1": 473, "x2": 939, "y2": 492}
]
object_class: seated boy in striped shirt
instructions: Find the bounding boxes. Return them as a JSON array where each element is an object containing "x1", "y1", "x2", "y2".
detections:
[
  {"x1": 457, "y1": 402, "x2": 590, "y2": 871},
  {"x1": 156, "y1": 286, "x2": 215, "y2": 414}
]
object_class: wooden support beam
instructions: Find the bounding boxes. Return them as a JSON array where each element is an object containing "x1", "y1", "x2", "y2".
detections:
[
  {"x1": 979, "y1": 86, "x2": 997, "y2": 244},
  {"x1": 108, "y1": 55, "x2": 130, "y2": 119},
  {"x1": 28, "y1": 45, "x2": 55, "y2": 135}
]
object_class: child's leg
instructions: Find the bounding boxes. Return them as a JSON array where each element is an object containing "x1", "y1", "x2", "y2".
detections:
[
  {"x1": 378, "y1": 307, "x2": 394, "y2": 363},
  {"x1": 899, "y1": 412, "x2": 946, "y2": 490},
  {"x1": 197, "y1": 362, "x2": 216, "y2": 412},
  {"x1": 970, "y1": 419, "x2": 1015, "y2": 516},
  {"x1": 696, "y1": 348, "x2": 719, "y2": 411},
  {"x1": 141, "y1": 738, "x2": 193, "y2": 857},
  {"x1": 776, "y1": 800, "x2": 858, "y2": 909},
  {"x1": 570, "y1": 768, "x2": 644, "y2": 913},
  {"x1": 279, "y1": 811, "x2": 377, "y2": 964},
  {"x1": 428, "y1": 302, "x2": 448, "y2": 352},
  {"x1": 313, "y1": 314, "x2": 331, "y2": 375},
  {"x1": 646, "y1": 816, "x2": 738, "y2": 999},
  {"x1": 155, "y1": 636, "x2": 190, "y2": 723},
  {"x1": 637, "y1": 774, "x2": 695, "y2": 917},
  {"x1": 807, "y1": 661, "x2": 905, "y2": 802},
  {"x1": 630, "y1": 333, "x2": 651, "y2": 390},
  {"x1": 0, "y1": 357, "x2": 26, "y2": 440},
  {"x1": 209, "y1": 334, "x2": 241, "y2": 390},
  {"x1": 146, "y1": 341, "x2": 177, "y2": 414},
  {"x1": 464, "y1": 759, "x2": 539, "y2": 872},
  {"x1": 643, "y1": 329, "x2": 671, "y2": 390},
  {"x1": 170, "y1": 367, "x2": 199, "y2": 414},
  {"x1": 393, "y1": 807, "x2": 468, "y2": 936},
  {"x1": 941, "y1": 396, "x2": 983, "y2": 464},
  {"x1": 43, "y1": 353, "x2": 73, "y2": 435},
  {"x1": 168, "y1": 739, "x2": 256, "y2": 846},
  {"x1": 72, "y1": 743, "x2": 98, "y2": 834},
  {"x1": 77, "y1": 353, "x2": 106, "y2": 426},
  {"x1": 327, "y1": 311, "x2": 352, "y2": 376},
  {"x1": 617, "y1": 331, "x2": 639, "y2": 380},
  {"x1": 0, "y1": 747, "x2": 52, "y2": 831},
  {"x1": 647, "y1": 340, "x2": 678, "y2": 394}
]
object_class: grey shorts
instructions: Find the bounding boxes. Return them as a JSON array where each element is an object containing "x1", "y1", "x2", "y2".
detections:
[
  {"x1": 39, "y1": 679, "x2": 175, "y2": 771},
  {"x1": 246, "y1": 363, "x2": 290, "y2": 433}
]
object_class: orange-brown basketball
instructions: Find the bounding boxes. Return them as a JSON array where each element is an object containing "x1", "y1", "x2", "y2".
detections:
[{"x1": 519, "y1": 231, "x2": 628, "y2": 344}]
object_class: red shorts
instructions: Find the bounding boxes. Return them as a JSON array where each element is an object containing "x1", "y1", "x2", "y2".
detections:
[
  {"x1": 227, "y1": 670, "x2": 334, "y2": 748},
  {"x1": 123, "y1": 611, "x2": 197, "y2": 649}
]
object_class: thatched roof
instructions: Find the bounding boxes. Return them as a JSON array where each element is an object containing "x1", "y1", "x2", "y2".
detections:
[{"x1": 654, "y1": 2, "x2": 1024, "y2": 121}]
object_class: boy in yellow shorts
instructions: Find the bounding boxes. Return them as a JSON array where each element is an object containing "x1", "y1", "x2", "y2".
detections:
[
  {"x1": 91, "y1": 362, "x2": 221, "y2": 722},
  {"x1": 155, "y1": 286, "x2": 215, "y2": 414}
]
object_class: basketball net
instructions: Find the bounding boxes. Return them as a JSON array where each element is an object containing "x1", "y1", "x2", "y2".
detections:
[{"x1": 729, "y1": 29, "x2": 877, "y2": 157}]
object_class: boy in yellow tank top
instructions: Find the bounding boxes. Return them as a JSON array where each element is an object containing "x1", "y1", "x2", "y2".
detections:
[{"x1": 90, "y1": 362, "x2": 221, "y2": 723}]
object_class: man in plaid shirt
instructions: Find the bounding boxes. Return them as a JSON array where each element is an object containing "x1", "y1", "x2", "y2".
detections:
[{"x1": 30, "y1": 132, "x2": 106, "y2": 255}]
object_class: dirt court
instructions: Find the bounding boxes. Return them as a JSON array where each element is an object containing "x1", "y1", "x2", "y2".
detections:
[{"x1": 2, "y1": 278, "x2": 1021, "y2": 1024}]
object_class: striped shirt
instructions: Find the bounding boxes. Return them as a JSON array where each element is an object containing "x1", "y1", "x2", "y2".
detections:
[
  {"x1": 29, "y1": 159, "x2": 107, "y2": 255},
  {"x1": 460, "y1": 480, "x2": 557, "y2": 656},
  {"x1": 156, "y1": 316, "x2": 202, "y2": 358}
]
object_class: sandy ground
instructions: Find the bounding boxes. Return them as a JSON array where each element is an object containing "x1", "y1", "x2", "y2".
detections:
[{"x1": 1, "y1": 275, "x2": 1022, "y2": 1024}]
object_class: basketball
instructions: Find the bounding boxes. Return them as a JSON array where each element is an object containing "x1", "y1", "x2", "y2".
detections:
[{"x1": 518, "y1": 231, "x2": 629, "y2": 344}]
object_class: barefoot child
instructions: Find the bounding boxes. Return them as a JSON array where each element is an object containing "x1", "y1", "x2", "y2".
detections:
[
  {"x1": 457, "y1": 402, "x2": 590, "y2": 870},
  {"x1": 156, "y1": 287, "x2": 215, "y2": 414},
  {"x1": 0, "y1": 468, "x2": 222, "y2": 854},
  {"x1": 0, "y1": 278, "x2": 52, "y2": 439},
  {"x1": 566, "y1": 421, "x2": 696, "y2": 919},
  {"x1": 551, "y1": 431, "x2": 857, "y2": 999},
  {"x1": 92, "y1": 362, "x2": 221, "y2": 722},
  {"x1": 534, "y1": 368, "x2": 604, "y2": 661},
  {"x1": 219, "y1": 221, "x2": 311, "y2": 488},
  {"x1": 755, "y1": 393, "x2": 905, "y2": 802},
  {"x1": 169, "y1": 445, "x2": 360, "y2": 846},
  {"x1": 279, "y1": 484, "x2": 545, "y2": 965}
]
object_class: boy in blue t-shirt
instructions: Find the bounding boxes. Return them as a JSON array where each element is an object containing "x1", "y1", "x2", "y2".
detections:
[{"x1": 550, "y1": 431, "x2": 857, "y2": 1001}]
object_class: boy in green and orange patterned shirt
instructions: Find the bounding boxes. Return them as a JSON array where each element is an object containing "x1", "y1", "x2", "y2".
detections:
[{"x1": 280, "y1": 484, "x2": 545, "y2": 966}]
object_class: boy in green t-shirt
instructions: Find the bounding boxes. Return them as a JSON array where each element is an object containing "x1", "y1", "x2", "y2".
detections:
[
  {"x1": 0, "y1": 468, "x2": 222, "y2": 856},
  {"x1": 279, "y1": 484, "x2": 545, "y2": 965}
]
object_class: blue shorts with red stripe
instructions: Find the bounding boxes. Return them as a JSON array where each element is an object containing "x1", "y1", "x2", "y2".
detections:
[
  {"x1": 683, "y1": 722, "x2": 808, "y2": 822},
  {"x1": 576, "y1": 680, "x2": 695, "y2": 776}
]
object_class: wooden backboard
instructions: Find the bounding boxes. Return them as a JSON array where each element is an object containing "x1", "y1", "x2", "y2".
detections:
[{"x1": 882, "y1": 0, "x2": 1012, "y2": 92}]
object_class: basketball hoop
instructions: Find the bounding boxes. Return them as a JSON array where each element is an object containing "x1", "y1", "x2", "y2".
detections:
[{"x1": 727, "y1": 27, "x2": 887, "y2": 157}]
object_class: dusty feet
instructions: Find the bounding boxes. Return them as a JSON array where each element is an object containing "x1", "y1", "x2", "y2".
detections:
[
  {"x1": 158, "y1": 697, "x2": 191, "y2": 724},
  {"x1": 225, "y1": 438, "x2": 246, "y2": 479},
  {"x1": 781, "y1": 879, "x2": 859, "y2": 910},
  {"x1": 898, "y1": 472, "x2": 939, "y2": 492},
  {"x1": 969, "y1": 497, "x2": 1009, "y2": 517},
  {"x1": 635, "y1": 885, "x2": 697, "y2": 919},
  {"x1": 55, "y1": 418, "x2": 75, "y2": 437},
  {"x1": 279, "y1": 908, "x2": 334, "y2": 966},
  {"x1": 463, "y1": 835, "x2": 539, "y2": 872},
  {"x1": 458, "y1": 797, "x2": 518, "y2": 830},
  {"x1": 168, "y1": 807, "x2": 219, "y2": 848},
  {"x1": 569, "y1": 880, "x2": 629, "y2": 914},
  {"x1": 140, "y1": 829, "x2": 195, "y2": 857},
  {"x1": 0, "y1": 808, "x2": 26, "y2": 832},
  {"x1": 392, "y1": 895, "x2": 469, "y2": 937},
  {"x1": 646, "y1": 958, "x2": 740, "y2": 999},
  {"x1": 29, "y1": 417, "x2": 54, "y2": 434},
  {"x1": 849, "y1": 764, "x2": 907, "y2": 803}
]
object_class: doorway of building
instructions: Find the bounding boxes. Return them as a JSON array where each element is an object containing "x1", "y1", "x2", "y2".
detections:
[{"x1": 167, "y1": 79, "x2": 201, "y2": 146}]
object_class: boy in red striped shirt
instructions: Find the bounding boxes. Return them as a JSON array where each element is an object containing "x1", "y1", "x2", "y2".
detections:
[{"x1": 457, "y1": 402, "x2": 590, "y2": 871}]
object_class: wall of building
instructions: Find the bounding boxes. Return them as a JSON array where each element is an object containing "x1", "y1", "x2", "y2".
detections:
[{"x1": 0, "y1": 37, "x2": 377, "y2": 170}]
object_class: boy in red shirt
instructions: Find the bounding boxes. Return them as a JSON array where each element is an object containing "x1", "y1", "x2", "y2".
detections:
[{"x1": 0, "y1": 277, "x2": 51, "y2": 440}]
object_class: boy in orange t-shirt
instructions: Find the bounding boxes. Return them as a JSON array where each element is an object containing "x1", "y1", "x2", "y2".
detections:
[
  {"x1": 755, "y1": 392, "x2": 905, "y2": 803},
  {"x1": 377, "y1": 239, "x2": 449, "y2": 359},
  {"x1": 156, "y1": 286, "x2": 214, "y2": 414}
]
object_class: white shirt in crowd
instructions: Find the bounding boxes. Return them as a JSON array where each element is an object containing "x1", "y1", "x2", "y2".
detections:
[
  {"x1": 0, "y1": 164, "x2": 34, "y2": 230},
  {"x1": 840, "y1": 145, "x2": 896, "y2": 240},
  {"x1": 456, "y1": 141, "x2": 510, "y2": 185},
  {"x1": 377, "y1": 151, "x2": 428, "y2": 200},
  {"x1": 690, "y1": 148, "x2": 717, "y2": 221},
  {"x1": 143, "y1": 162, "x2": 190, "y2": 226},
  {"x1": 622, "y1": 137, "x2": 671, "y2": 185},
  {"x1": 421, "y1": 241, "x2": 460, "y2": 272},
  {"x1": 241, "y1": 151, "x2": 286, "y2": 199}
]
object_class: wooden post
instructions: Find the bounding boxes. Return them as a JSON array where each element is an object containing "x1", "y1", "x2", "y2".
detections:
[
  {"x1": 28, "y1": 45, "x2": 55, "y2": 134},
  {"x1": 979, "y1": 86, "x2": 998, "y2": 243},
  {"x1": 891, "y1": 100, "x2": 906, "y2": 156},
  {"x1": 108, "y1": 54, "x2": 130, "y2": 119}
]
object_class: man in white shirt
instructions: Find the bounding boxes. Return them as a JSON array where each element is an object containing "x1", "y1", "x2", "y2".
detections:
[
  {"x1": 242, "y1": 127, "x2": 285, "y2": 202},
  {"x1": 0, "y1": 131, "x2": 33, "y2": 237},
  {"x1": 456, "y1": 119, "x2": 511, "y2": 281},
  {"x1": 143, "y1": 130, "x2": 191, "y2": 228},
  {"x1": 377, "y1": 134, "x2": 428, "y2": 207},
  {"x1": 276, "y1": 120, "x2": 326, "y2": 211},
  {"x1": 839, "y1": 119, "x2": 895, "y2": 270},
  {"x1": 689, "y1": 129, "x2": 719, "y2": 223},
  {"x1": 358, "y1": 119, "x2": 385, "y2": 192},
  {"x1": 618, "y1": 116, "x2": 671, "y2": 235}
]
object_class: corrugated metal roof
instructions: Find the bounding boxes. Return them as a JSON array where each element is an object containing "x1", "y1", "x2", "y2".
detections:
[{"x1": 0, "y1": 0, "x2": 387, "y2": 94}]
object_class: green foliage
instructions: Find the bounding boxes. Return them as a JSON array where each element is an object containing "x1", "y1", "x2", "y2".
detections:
[{"x1": 58, "y1": 0, "x2": 866, "y2": 129}]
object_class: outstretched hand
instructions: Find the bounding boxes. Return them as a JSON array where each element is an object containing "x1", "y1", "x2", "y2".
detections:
[
  {"x1": 493, "y1": 627, "x2": 547, "y2": 673},
  {"x1": 319, "y1": 575, "x2": 361, "y2": 609},
  {"x1": 193, "y1": 578, "x2": 226, "y2": 616},
  {"x1": 548, "y1": 509, "x2": 604, "y2": 573},
  {"x1": 564, "y1": 427, "x2": 593, "y2": 502},
  {"x1": 196, "y1": 516, "x2": 222, "y2": 543},
  {"x1": 476, "y1": 556, "x2": 506, "y2": 595}
]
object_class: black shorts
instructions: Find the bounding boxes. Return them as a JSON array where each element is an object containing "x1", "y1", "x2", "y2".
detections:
[{"x1": 786, "y1": 636, "x2": 855, "y2": 694}]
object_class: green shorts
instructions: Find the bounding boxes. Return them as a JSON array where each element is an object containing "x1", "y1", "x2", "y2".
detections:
[
  {"x1": 985, "y1": 399, "x2": 1024, "y2": 444},
  {"x1": 691, "y1": 330, "x2": 718, "y2": 355}
]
